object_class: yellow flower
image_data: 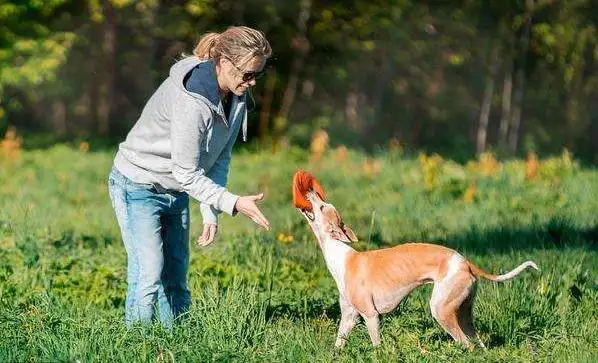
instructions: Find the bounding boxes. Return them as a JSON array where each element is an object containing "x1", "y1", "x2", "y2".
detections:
[
  {"x1": 463, "y1": 184, "x2": 477, "y2": 202},
  {"x1": 278, "y1": 233, "x2": 294, "y2": 244},
  {"x1": 79, "y1": 141, "x2": 90, "y2": 153}
]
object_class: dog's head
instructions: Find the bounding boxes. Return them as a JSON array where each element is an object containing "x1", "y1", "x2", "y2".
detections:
[{"x1": 292, "y1": 169, "x2": 358, "y2": 245}]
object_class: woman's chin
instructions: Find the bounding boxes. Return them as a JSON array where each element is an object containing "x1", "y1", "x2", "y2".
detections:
[{"x1": 233, "y1": 86, "x2": 248, "y2": 96}]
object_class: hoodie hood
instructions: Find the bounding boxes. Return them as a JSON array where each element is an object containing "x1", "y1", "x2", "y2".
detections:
[{"x1": 169, "y1": 56, "x2": 248, "y2": 142}]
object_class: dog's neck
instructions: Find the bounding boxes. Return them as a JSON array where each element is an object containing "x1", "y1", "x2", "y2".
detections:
[{"x1": 314, "y1": 232, "x2": 355, "y2": 296}]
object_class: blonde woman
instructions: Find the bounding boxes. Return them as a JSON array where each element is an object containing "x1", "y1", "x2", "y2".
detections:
[{"x1": 108, "y1": 26, "x2": 272, "y2": 328}]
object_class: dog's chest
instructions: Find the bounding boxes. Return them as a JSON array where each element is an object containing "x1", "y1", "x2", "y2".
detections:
[{"x1": 322, "y1": 240, "x2": 353, "y2": 295}]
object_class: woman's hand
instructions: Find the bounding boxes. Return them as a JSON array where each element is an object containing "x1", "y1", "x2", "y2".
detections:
[
  {"x1": 197, "y1": 223, "x2": 218, "y2": 247},
  {"x1": 234, "y1": 193, "x2": 271, "y2": 231}
]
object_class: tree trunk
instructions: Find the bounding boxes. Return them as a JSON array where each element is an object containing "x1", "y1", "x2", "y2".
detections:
[
  {"x1": 258, "y1": 71, "x2": 277, "y2": 151},
  {"x1": 272, "y1": 0, "x2": 311, "y2": 153},
  {"x1": 498, "y1": 57, "x2": 513, "y2": 148},
  {"x1": 97, "y1": 0, "x2": 117, "y2": 137},
  {"x1": 476, "y1": 46, "x2": 499, "y2": 154},
  {"x1": 508, "y1": 0, "x2": 533, "y2": 153},
  {"x1": 52, "y1": 100, "x2": 67, "y2": 136},
  {"x1": 345, "y1": 87, "x2": 359, "y2": 131}
]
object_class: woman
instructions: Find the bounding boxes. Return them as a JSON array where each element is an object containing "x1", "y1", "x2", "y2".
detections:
[{"x1": 108, "y1": 26, "x2": 272, "y2": 328}]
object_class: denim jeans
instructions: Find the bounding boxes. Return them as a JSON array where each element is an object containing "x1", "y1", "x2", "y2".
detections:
[{"x1": 108, "y1": 167, "x2": 191, "y2": 328}]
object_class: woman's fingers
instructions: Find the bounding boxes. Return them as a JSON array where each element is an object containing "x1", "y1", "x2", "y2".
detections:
[
  {"x1": 197, "y1": 223, "x2": 218, "y2": 247},
  {"x1": 251, "y1": 208, "x2": 270, "y2": 230},
  {"x1": 206, "y1": 224, "x2": 217, "y2": 243},
  {"x1": 251, "y1": 192, "x2": 264, "y2": 201},
  {"x1": 235, "y1": 193, "x2": 270, "y2": 230}
]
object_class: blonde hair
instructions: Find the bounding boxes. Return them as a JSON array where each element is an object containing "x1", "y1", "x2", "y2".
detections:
[{"x1": 194, "y1": 26, "x2": 272, "y2": 67}]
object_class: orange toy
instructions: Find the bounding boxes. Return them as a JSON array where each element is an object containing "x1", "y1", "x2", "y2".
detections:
[{"x1": 292, "y1": 169, "x2": 327, "y2": 211}]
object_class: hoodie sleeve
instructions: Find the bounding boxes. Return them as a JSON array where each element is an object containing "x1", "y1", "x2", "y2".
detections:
[
  {"x1": 199, "y1": 115, "x2": 241, "y2": 224},
  {"x1": 170, "y1": 99, "x2": 239, "y2": 216}
]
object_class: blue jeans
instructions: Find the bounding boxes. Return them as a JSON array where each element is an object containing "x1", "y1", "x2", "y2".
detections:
[{"x1": 108, "y1": 167, "x2": 191, "y2": 328}]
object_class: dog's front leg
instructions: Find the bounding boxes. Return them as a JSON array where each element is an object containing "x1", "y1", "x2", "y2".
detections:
[
  {"x1": 335, "y1": 297, "x2": 359, "y2": 348},
  {"x1": 363, "y1": 314, "x2": 381, "y2": 347}
]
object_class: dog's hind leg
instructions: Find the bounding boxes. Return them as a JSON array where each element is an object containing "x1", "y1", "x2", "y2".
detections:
[
  {"x1": 430, "y1": 273, "x2": 475, "y2": 348},
  {"x1": 457, "y1": 283, "x2": 486, "y2": 349},
  {"x1": 362, "y1": 313, "x2": 381, "y2": 347},
  {"x1": 335, "y1": 298, "x2": 359, "y2": 348}
]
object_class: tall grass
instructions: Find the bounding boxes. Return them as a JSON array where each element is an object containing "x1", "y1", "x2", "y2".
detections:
[{"x1": 0, "y1": 142, "x2": 597, "y2": 362}]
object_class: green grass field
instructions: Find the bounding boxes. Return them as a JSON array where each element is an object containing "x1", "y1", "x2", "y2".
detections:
[{"x1": 0, "y1": 144, "x2": 597, "y2": 362}]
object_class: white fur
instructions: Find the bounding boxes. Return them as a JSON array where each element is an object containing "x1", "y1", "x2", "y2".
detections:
[
  {"x1": 493, "y1": 260, "x2": 539, "y2": 282},
  {"x1": 430, "y1": 253, "x2": 465, "y2": 313},
  {"x1": 321, "y1": 236, "x2": 354, "y2": 295}
]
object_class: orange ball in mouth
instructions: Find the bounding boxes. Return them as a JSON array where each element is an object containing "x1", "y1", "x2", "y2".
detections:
[{"x1": 292, "y1": 169, "x2": 327, "y2": 211}]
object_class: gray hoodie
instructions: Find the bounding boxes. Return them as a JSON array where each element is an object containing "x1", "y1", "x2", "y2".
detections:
[{"x1": 113, "y1": 56, "x2": 248, "y2": 224}]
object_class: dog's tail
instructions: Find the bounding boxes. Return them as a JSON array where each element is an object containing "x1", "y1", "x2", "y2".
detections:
[{"x1": 468, "y1": 260, "x2": 539, "y2": 282}]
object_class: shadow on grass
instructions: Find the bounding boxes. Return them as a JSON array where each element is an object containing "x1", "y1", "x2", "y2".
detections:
[
  {"x1": 265, "y1": 299, "x2": 340, "y2": 322},
  {"x1": 363, "y1": 216, "x2": 598, "y2": 255}
]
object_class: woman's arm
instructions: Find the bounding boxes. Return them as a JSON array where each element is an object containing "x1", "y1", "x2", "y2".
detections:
[
  {"x1": 199, "y1": 119, "x2": 240, "y2": 224},
  {"x1": 170, "y1": 100, "x2": 239, "y2": 216}
]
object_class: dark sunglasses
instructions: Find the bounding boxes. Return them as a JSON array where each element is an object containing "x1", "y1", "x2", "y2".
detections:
[
  {"x1": 226, "y1": 57, "x2": 267, "y2": 82},
  {"x1": 240, "y1": 69, "x2": 267, "y2": 82}
]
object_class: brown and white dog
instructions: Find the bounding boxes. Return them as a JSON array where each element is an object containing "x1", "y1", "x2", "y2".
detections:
[{"x1": 292, "y1": 169, "x2": 539, "y2": 349}]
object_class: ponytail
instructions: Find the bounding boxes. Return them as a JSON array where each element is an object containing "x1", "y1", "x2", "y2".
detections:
[
  {"x1": 193, "y1": 32, "x2": 220, "y2": 59},
  {"x1": 192, "y1": 26, "x2": 272, "y2": 63}
]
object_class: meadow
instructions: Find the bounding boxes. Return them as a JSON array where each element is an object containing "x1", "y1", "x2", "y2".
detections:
[{"x1": 0, "y1": 136, "x2": 597, "y2": 362}]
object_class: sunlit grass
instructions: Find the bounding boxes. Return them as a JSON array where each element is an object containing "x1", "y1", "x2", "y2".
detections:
[{"x1": 0, "y1": 142, "x2": 597, "y2": 362}]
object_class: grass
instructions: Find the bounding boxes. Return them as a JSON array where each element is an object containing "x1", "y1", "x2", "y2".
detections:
[{"x1": 0, "y1": 143, "x2": 597, "y2": 362}]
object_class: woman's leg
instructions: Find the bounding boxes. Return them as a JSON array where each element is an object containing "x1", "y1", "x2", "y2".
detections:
[
  {"x1": 108, "y1": 170, "x2": 139, "y2": 326},
  {"x1": 127, "y1": 191, "x2": 168, "y2": 324},
  {"x1": 161, "y1": 192, "x2": 192, "y2": 324},
  {"x1": 109, "y1": 168, "x2": 170, "y2": 326}
]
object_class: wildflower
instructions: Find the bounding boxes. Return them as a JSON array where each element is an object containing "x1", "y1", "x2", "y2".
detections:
[
  {"x1": 335, "y1": 145, "x2": 348, "y2": 164},
  {"x1": 277, "y1": 233, "x2": 294, "y2": 244},
  {"x1": 79, "y1": 141, "x2": 90, "y2": 153},
  {"x1": 463, "y1": 184, "x2": 477, "y2": 202},
  {"x1": 525, "y1": 151, "x2": 538, "y2": 180},
  {"x1": 362, "y1": 157, "x2": 382, "y2": 177},
  {"x1": 0, "y1": 126, "x2": 22, "y2": 164},
  {"x1": 310, "y1": 129, "x2": 329, "y2": 165}
]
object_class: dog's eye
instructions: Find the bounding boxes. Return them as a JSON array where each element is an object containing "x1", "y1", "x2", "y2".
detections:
[{"x1": 320, "y1": 205, "x2": 324, "y2": 212}]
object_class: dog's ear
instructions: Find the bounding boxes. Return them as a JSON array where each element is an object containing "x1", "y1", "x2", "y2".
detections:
[
  {"x1": 329, "y1": 224, "x2": 358, "y2": 243},
  {"x1": 329, "y1": 227, "x2": 352, "y2": 243},
  {"x1": 342, "y1": 224, "x2": 358, "y2": 242}
]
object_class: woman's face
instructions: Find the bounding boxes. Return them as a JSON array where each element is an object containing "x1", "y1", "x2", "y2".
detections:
[{"x1": 218, "y1": 55, "x2": 266, "y2": 96}]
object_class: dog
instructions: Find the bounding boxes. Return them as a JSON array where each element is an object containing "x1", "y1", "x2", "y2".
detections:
[{"x1": 292, "y1": 169, "x2": 539, "y2": 349}]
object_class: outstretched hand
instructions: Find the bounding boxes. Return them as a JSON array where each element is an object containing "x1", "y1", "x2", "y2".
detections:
[
  {"x1": 197, "y1": 223, "x2": 218, "y2": 247},
  {"x1": 234, "y1": 193, "x2": 271, "y2": 231}
]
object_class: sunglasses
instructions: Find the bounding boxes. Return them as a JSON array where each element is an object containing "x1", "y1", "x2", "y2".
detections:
[{"x1": 225, "y1": 57, "x2": 267, "y2": 82}]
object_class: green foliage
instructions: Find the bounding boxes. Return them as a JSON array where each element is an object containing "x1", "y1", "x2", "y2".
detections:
[
  {"x1": 0, "y1": 145, "x2": 597, "y2": 361},
  {"x1": 0, "y1": 0, "x2": 77, "y2": 126},
  {"x1": 2, "y1": 0, "x2": 598, "y2": 160}
]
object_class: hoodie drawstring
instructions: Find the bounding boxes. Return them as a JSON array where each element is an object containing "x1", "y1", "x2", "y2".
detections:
[
  {"x1": 205, "y1": 127, "x2": 213, "y2": 152},
  {"x1": 242, "y1": 109, "x2": 248, "y2": 142}
]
